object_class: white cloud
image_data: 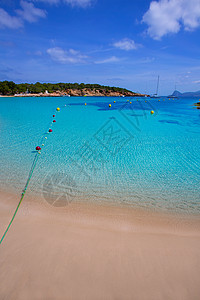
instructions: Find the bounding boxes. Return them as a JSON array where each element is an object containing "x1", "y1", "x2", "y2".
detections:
[
  {"x1": 142, "y1": 0, "x2": 200, "y2": 40},
  {"x1": 0, "y1": 8, "x2": 22, "y2": 29},
  {"x1": 0, "y1": 0, "x2": 92, "y2": 31},
  {"x1": 0, "y1": 1, "x2": 46, "y2": 29},
  {"x1": 47, "y1": 47, "x2": 87, "y2": 63},
  {"x1": 34, "y1": 0, "x2": 59, "y2": 3},
  {"x1": 34, "y1": 0, "x2": 93, "y2": 7},
  {"x1": 64, "y1": 0, "x2": 93, "y2": 7},
  {"x1": 113, "y1": 38, "x2": 139, "y2": 50},
  {"x1": 95, "y1": 56, "x2": 120, "y2": 64},
  {"x1": 194, "y1": 80, "x2": 200, "y2": 84},
  {"x1": 16, "y1": 1, "x2": 46, "y2": 23}
]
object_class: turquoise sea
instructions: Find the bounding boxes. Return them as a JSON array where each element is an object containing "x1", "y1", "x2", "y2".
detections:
[{"x1": 0, "y1": 96, "x2": 200, "y2": 214}]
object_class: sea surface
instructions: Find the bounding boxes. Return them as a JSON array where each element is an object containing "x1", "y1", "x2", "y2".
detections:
[{"x1": 0, "y1": 96, "x2": 200, "y2": 214}]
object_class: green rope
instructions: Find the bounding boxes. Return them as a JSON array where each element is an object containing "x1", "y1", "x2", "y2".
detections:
[
  {"x1": 0, "y1": 105, "x2": 63, "y2": 245},
  {"x1": 0, "y1": 153, "x2": 39, "y2": 245}
]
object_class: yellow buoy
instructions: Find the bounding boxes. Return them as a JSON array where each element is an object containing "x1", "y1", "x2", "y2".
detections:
[
  {"x1": 56, "y1": 107, "x2": 60, "y2": 111},
  {"x1": 85, "y1": 103, "x2": 87, "y2": 106},
  {"x1": 109, "y1": 104, "x2": 111, "y2": 107},
  {"x1": 114, "y1": 101, "x2": 116, "y2": 103},
  {"x1": 130, "y1": 102, "x2": 132, "y2": 104},
  {"x1": 151, "y1": 110, "x2": 154, "y2": 114}
]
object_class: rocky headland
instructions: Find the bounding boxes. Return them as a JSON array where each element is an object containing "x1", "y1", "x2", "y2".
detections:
[
  {"x1": 13, "y1": 88, "x2": 147, "y2": 97},
  {"x1": 0, "y1": 81, "x2": 148, "y2": 97}
]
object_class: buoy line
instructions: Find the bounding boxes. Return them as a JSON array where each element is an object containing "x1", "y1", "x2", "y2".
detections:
[
  {"x1": 0, "y1": 106, "x2": 62, "y2": 245},
  {"x1": 0, "y1": 99, "x2": 155, "y2": 244}
]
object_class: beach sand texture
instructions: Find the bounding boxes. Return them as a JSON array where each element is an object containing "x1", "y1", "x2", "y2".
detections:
[{"x1": 0, "y1": 191, "x2": 200, "y2": 300}]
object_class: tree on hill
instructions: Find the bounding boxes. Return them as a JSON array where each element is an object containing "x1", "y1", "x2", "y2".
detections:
[{"x1": 0, "y1": 81, "x2": 134, "y2": 95}]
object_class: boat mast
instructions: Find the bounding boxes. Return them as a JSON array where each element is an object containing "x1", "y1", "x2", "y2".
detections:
[{"x1": 155, "y1": 75, "x2": 159, "y2": 96}]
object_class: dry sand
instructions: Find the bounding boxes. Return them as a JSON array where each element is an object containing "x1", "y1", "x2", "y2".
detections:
[{"x1": 0, "y1": 190, "x2": 200, "y2": 300}]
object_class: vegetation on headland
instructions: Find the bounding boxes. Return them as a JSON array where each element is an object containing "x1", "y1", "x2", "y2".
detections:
[{"x1": 0, "y1": 81, "x2": 146, "y2": 97}]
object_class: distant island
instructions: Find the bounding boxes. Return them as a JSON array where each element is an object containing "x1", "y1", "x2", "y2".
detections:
[
  {"x1": 169, "y1": 90, "x2": 200, "y2": 98},
  {"x1": 0, "y1": 81, "x2": 147, "y2": 97}
]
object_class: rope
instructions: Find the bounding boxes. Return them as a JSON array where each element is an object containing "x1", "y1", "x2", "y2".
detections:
[
  {"x1": 1, "y1": 99, "x2": 148, "y2": 244},
  {"x1": 0, "y1": 153, "x2": 39, "y2": 244},
  {"x1": 0, "y1": 104, "x2": 66, "y2": 245}
]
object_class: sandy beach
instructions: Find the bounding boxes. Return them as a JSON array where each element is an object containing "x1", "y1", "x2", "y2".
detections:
[
  {"x1": 1, "y1": 0, "x2": 200, "y2": 298},
  {"x1": 0, "y1": 191, "x2": 200, "y2": 300}
]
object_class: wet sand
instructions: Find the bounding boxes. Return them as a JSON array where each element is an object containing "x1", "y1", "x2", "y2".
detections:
[{"x1": 0, "y1": 191, "x2": 200, "y2": 300}]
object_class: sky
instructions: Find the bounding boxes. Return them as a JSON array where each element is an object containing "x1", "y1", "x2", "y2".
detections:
[{"x1": 0, "y1": 0, "x2": 200, "y2": 95}]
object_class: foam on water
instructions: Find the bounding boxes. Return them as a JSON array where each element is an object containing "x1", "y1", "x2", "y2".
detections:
[{"x1": 0, "y1": 96, "x2": 200, "y2": 213}]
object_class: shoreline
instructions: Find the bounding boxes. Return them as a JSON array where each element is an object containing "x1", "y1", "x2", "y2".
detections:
[
  {"x1": 1, "y1": 189, "x2": 200, "y2": 228},
  {"x1": 0, "y1": 94, "x2": 147, "y2": 98},
  {"x1": 1, "y1": 190, "x2": 200, "y2": 299},
  {"x1": 1, "y1": 185, "x2": 200, "y2": 218}
]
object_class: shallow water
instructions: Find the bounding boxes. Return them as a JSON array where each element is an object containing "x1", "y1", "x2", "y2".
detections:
[{"x1": 0, "y1": 96, "x2": 200, "y2": 214}]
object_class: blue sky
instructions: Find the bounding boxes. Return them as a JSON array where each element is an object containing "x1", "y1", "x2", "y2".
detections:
[{"x1": 0, "y1": 0, "x2": 200, "y2": 95}]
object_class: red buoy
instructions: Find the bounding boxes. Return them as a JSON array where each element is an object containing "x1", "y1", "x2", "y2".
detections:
[
  {"x1": 53, "y1": 120, "x2": 56, "y2": 122},
  {"x1": 53, "y1": 115, "x2": 55, "y2": 117},
  {"x1": 49, "y1": 129, "x2": 52, "y2": 132},
  {"x1": 36, "y1": 146, "x2": 41, "y2": 151}
]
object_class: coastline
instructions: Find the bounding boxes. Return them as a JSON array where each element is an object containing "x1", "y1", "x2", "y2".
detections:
[
  {"x1": 1, "y1": 190, "x2": 200, "y2": 299},
  {"x1": 0, "y1": 81, "x2": 148, "y2": 97},
  {"x1": 0, "y1": 91, "x2": 147, "y2": 98},
  {"x1": 0, "y1": 94, "x2": 146, "y2": 97}
]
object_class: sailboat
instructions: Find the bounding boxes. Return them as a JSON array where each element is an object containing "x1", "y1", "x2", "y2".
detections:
[
  {"x1": 167, "y1": 94, "x2": 178, "y2": 99},
  {"x1": 150, "y1": 76, "x2": 159, "y2": 98}
]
